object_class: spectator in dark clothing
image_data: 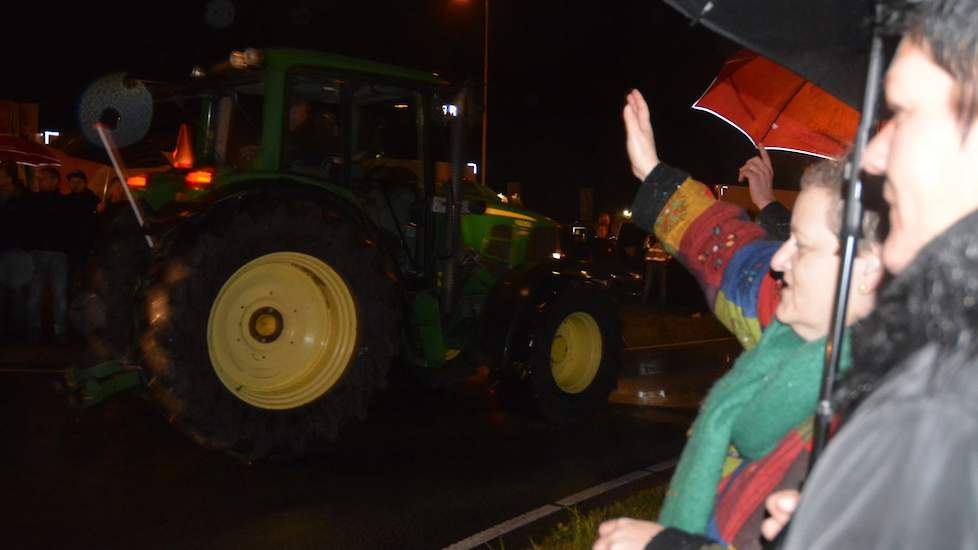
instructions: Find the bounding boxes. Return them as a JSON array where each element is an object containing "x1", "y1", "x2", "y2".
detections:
[
  {"x1": 97, "y1": 177, "x2": 127, "y2": 214},
  {"x1": 63, "y1": 170, "x2": 99, "y2": 294},
  {"x1": 0, "y1": 164, "x2": 33, "y2": 338},
  {"x1": 23, "y1": 166, "x2": 70, "y2": 342},
  {"x1": 66, "y1": 171, "x2": 99, "y2": 209}
]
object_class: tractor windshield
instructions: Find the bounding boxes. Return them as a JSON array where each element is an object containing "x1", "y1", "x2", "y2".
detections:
[{"x1": 210, "y1": 79, "x2": 265, "y2": 170}]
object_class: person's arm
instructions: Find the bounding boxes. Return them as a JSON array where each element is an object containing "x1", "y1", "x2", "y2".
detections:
[
  {"x1": 738, "y1": 145, "x2": 791, "y2": 241},
  {"x1": 756, "y1": 201, "x2": 792, "y2": 241},
  {"x1": 594, "y1": 518, "x2": 727, "y2": 550},
  {"x1": 624, "y1": 90, "x2": 780, "y2": 348}
]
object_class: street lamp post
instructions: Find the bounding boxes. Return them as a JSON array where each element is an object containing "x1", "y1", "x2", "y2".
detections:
[
  {"x1": 480, "y1": 0, "x2": 489, "y2": 188},
  {"x1": 452, "y1": 0, "x2": 489, "y2": 186}
]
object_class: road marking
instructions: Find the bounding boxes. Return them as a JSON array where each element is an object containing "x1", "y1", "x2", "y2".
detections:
[
  {"x1": 555, "y1": 470, "x2": 650, "y2": 506},
  {"x1": 442, "y1": 504, "x2": 562, "y2": 550},
  {"x1": 442, "y1": 458, "x2": 679, "y2": 549},
  {"x1": 624, "y1": 336, "x2": 737, "y2": 352},
  {"x1": 645, "y1": 458, "x2": 679, "y2": 472}
]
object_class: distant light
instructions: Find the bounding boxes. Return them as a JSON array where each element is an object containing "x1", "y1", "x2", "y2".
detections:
[
  {"x1": 467, "y1": 162, "x2": 478, "y2": 174},
  {"x1": 394, "y1": 103, "x2": 409, "y2": 109},
  {"x1": 42, "y1": 130, "x2": 60, "y2": 145},
  {"x1": 442, "y1": 104, "x2": 459, "y2": 117},
  {"x1": 551, "y1": 252, "x2": 564, "y2": 260},
  {"x1": 622, "y1": 209, "x2": 632, "y2": 219}
]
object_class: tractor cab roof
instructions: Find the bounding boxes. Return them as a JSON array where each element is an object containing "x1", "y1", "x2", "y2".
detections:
[{"x1": 195, "y1": 47, "x2": 448, "y2": 88}]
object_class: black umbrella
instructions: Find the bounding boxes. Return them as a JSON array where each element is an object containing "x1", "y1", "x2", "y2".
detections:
[
  {"x1": 663, "y1": 0, "x2": 895, "y2": 473},
  {"x1": 663, "y1": 0, "x2": 875, "y2": 109}
]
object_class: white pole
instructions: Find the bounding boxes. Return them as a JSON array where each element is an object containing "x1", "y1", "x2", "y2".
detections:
[
  {"x1": 94, "y1": 124, "x2": 156, "y2": 249},
  {"x1": 480, "y1": 0, "x2": 489, "y2": 188}
]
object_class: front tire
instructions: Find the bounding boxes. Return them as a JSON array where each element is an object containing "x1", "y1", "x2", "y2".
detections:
[
  {"x1": 526, "y1": 286, "x2": 622, "y2": 424},
  {"x1": 139, "y1": 197, "x2": 400, "y2": 460}
]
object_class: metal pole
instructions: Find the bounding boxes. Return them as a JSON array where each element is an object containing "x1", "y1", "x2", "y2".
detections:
[
  {"x1": 810, "y1": 2, "x2": 887, "y2": 469},
  {"x1": 94, "y1": 123, "x2": 156, "y2": 249},
  {"x1": 480, "y1": 0, "x2": 489, "y2": 187}
]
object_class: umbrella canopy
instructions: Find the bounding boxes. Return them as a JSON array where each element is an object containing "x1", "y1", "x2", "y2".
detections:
[
  {"x1": 693, "y1": 49, "x2": 860, "y2": 159},
  {"x1": 664, "y1": 0, "x2": 874, "y2": 109},
  {"x1": 0, "y1": 135, "x2": 61, "y2": 166}
]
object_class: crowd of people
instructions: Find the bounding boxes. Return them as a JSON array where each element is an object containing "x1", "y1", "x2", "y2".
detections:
[
  {"x1": 0, "y1": 165, "x2": 125, "y2": 343},
  {"x1": 594, "y1": 1, "x2": 978, "y2": 548}
]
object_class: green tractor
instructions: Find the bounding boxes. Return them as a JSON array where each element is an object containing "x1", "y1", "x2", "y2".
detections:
[{"x1": 74, "y1": 48, "x2": 622, "y2": 460}]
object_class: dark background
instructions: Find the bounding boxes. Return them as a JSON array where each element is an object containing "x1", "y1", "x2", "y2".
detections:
[{"x1": 2, "y1": 0, "x2": 809, "y2": 222}]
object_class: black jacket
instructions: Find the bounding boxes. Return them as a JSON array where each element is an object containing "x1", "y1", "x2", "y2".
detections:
[
  {"x1": 19, "y1": 191, "x2": 70, "y2": 253},
  {"x1": 0, "y1": 189, "x2": 27, "y2": 250},
  {"x1": 783, "y1": 209, "x2": 978, "y2": 549}
]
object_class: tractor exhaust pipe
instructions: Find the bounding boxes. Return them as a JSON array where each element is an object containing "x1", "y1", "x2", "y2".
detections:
[{"x1": 441, "y1": 88, "x2": 466, "y2": 316}]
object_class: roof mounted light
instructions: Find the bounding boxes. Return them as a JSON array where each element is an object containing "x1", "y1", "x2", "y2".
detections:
[{"x1": 229, "y1": 48, "x2": 263, "y2": 69}]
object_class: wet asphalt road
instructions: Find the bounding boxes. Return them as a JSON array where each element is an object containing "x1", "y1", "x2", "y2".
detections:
[{"x1": 1, "y1": 337, "x2": 735, "y2": 550}]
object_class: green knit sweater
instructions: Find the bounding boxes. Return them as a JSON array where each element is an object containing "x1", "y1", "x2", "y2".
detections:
[{"x1": 657, "y1": 320, "x2": 851, "y2": 534}]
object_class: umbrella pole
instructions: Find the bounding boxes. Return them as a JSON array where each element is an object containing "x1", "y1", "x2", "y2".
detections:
[
  {"x1": 763, "y1": 7, "x2": 888, "y2": 549},
  {"x1": 811, "y1": 3, "x2": 888, "y2": 469},
  {"x1": 94, "y1": 124, "x2": 157, "y2": 250}
]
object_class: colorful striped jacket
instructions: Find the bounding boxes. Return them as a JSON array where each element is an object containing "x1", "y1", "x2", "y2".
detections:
[
  {"x1": 631, "y1": 162, "x2": 797, "y2": 550},
  {"x1": 647, "y1": 426, "x2": 811, "y2": 550},
  {"x1": 630, "y1": 162, "x2": 783, "y2": 348}
]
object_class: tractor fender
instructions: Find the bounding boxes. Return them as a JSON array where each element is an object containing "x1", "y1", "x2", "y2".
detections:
[
  {"x1": 480, "y1": 260, "x2": 605, "y2": 375},
  {"x1": 152, "y1": 179, "x2": 375, "y2": 252}
]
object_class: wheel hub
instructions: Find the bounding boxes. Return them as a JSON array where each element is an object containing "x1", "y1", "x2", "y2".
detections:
[
  {"x1": 550, "y1": 312, "x2": 602, "y2": 394},
  {"x1": 248, "y1": 307, "x2": 284, "y2": 343}
]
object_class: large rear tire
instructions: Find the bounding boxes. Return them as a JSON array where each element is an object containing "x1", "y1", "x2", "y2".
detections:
[
  {"x1": 139, "y1": 198, "x2": 401, "y2": 460},
  {"x1": 83, "y1": 207, "x2": 152, "y2": 366}
]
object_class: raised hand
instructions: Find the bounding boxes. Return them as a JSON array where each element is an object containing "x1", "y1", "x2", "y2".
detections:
[
  {"x1": 738, "y1": 144, "x2": 775, "y2": 210},
  {"x1": 593, "y1": 517, "x2": 664, "y2": 550},
  {"x1": 623, "y1": 89, "x2": 660, "y2": 181}
]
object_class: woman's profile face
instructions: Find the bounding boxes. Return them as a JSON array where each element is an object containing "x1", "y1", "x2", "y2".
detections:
[{"x1": 770, "y1": 187, "x2": 846, "y2": 341}]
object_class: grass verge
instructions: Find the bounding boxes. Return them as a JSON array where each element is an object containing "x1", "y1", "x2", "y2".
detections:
[{"x1": 528, "y1": 483, "x2": 667, "y2": 550}]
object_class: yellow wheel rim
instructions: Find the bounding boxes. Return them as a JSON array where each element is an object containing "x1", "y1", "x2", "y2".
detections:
[
  {"x1": 207, "y1": 251, "x2": 358, "y2": 410},
  {"x1": 550, "y1": 312, "x2": 602, "y2": 394}
]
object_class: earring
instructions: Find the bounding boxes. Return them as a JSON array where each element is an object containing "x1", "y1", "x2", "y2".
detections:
[{"x1": 858, "y1": 282, "x2": 868, "y2": 294}]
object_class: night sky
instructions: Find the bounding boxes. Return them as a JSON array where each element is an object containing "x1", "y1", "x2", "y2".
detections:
[{"x1": 4, "y1": 0, "x2": 811, "y2": 222}]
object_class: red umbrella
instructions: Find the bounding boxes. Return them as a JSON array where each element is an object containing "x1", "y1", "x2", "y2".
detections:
[
  {"x1": 692, "y1": 49, "x2": 859, "y2": 159},
  {"x1": 0, "y1": 135, "x2": 61, "y2": 166}
]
